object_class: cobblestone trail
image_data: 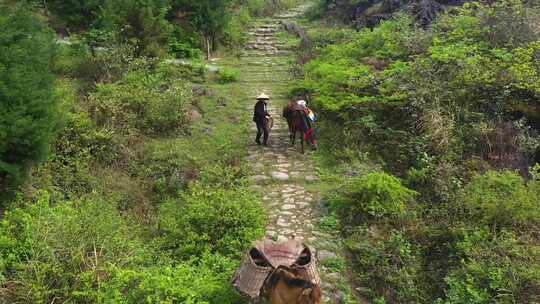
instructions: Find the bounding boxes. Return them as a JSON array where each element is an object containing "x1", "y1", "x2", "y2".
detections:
[{"x1": 240, "y1": 4, "x2": 352, "y2": 303}]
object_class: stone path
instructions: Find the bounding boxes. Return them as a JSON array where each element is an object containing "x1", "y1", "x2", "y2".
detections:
[{"x1": 239, "y1": 4, "x2": 353, "y2": 304}]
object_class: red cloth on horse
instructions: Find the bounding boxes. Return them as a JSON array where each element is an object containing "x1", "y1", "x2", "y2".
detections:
[{"x1": 304, "y1": 128, "x2": 316, "y2": 145}]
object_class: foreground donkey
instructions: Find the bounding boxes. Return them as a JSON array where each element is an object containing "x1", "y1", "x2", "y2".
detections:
[{"x1": 263, "y1": 266, "x2": 321, "y2": 304}]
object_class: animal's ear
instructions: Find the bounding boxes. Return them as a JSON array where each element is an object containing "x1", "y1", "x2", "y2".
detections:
[{"x1": 302, "y1": 288, "x2": 312, "y2": 296}]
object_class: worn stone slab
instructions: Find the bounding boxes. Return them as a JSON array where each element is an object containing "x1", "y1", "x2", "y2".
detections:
[
  {"x1": 251, "y1": 175, "x2": 269, "y2": 182},
  {"x1": 270, "y1": 171, "x2": 289, "y2": 181}
]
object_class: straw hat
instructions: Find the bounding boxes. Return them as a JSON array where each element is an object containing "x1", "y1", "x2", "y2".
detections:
[{"x1": 257, "y1": 93, "x2": 270, "y2": 100}]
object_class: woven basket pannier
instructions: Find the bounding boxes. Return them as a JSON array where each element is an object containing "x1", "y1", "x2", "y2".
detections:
[
  {"x1": 232, "y1": 248, "x2": 273, "y2": 298},
  {"x1": 232, "y1": 239, "x2": 321, "y2": 299},
  {"x1": 293, "y1": 246, "x2": 321, "y2": 285}
]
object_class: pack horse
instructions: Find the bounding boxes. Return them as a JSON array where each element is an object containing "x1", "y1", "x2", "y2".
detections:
[
  {"x1": 283, "y1": 100, "x2": 317, "y2": 154},
  {"x1": 232, "y1": 239, "x2": 321, "y2": 304}
]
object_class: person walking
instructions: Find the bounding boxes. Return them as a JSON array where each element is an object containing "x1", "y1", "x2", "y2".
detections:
[
  {"x1": 297, "y1": 99, "x2": 317, "y2": 149},
  {"x1": 253, "y1": 93, "x2": 271, "y2": 146}
]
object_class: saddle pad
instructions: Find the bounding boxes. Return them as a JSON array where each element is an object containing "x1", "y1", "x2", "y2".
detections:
[{"x1": 254, "y1": 239, "x2": 304, "y2": 269}]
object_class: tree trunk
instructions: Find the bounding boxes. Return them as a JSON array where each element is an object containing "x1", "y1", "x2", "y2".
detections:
[
  {"x1": 205, "y1": 35, "x2": 211, "y2": 60},
  {"x1": 43, "y1": 0, "x2": 49, "y2": 17}
]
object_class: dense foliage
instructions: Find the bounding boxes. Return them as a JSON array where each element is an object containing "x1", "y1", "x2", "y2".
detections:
[
  {"x1": 3, "y1": 0, "x2": 539, "y2": 302},
  {"x1": 0, "y1": 0, "x2": 301, "y2": 301},
  {"x1": 296, "y1": 0, "x2": 540, "y2": 302},
  {"x1": 317, "y1": 0, "x2": 478, "y2": 27},
  {"x1": 0, "y1": 3, "x2": 59, "y2": 194}
]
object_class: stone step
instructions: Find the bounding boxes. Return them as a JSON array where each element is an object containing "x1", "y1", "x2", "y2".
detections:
[
  {"x1": 257, "y1": 24, "x2": 280, "y2": 29},
  {"x1": 245, "y1": 46, "x2": 288, "y2": 52},
  {"x1": 247, "y1": 39, "x2": 278, "y2": 45},
  {"x1": 236, "y1": 60, "x2": 288, "y2": 66},
  {"x1": 253, "y1": 32, "x2": 277, "y2": 37},
  {"x1": 239, "y1": 71, "x2": 289, "y2": 77},
  {"x1": 240, "y1": 79, "x2": 290, "y2": 84},
  {"x1": 239, "y1": 69, "x2": 290, "y2": 74},
  {"x1": 253, "y1": 27, "x2": 278, "y2": 32},
  {"x1": 242, "y1": 50, "x2": 291, "y2": 56}
]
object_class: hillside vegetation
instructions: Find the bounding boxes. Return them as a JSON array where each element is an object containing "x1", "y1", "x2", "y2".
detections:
[
  {"x1": 1, "y1": 0, "x2": 540, "y2": 303},
  {"x1": 292, "y1": 0, "x2": 540, "y2": 302},
  {"x1": 0, "y1": 0, "x2": 297, "y2": 302}
]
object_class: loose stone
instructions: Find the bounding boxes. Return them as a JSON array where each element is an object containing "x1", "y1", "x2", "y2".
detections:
[
  {"x1": 270, "y1": 171, "x2": 289, "y2": 181},
  {"x1": 281, "y1": 204, "x2": 295, "y2": 210},
  {"x1": 305, "y1": 175, "x2": 320, "y2": 182},
  {"x1": 318, "y1": 250, "x2": 338, "y2": 261},
  {"x1": 277, "y1": 218, "x2": 288, "y2": 227}
]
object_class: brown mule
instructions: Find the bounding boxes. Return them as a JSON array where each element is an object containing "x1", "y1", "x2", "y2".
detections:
[
  {"x1": 263, "y1": 266, "x2": 322, "y2": 304},
  {"x1": 282, "y1": 101, "x2": 296, "y2": 143},
  {"x1": 283, "y1": 105, "x2": 309, "y2": 154}
]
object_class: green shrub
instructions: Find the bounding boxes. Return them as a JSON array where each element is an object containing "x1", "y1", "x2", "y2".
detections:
[
  {"x1": 142, "y1": 139, "x2": 200, "y2": 195},
  {"x1": 216, "y1": 67, "x2": 240, "y2": 84},
  {"x1": 459, "y1": 170, "x2": 540, "y2": 229},
  {"x1": 88, "y1": 68, "x2": 191, "y2": 136},
  {"x1": 0, "y1": 192, "x2": 149, "y2": 303},
  {"x1": 59, "y1": 29, "x2": 138, "y2": 84},
  {"x1": 168, "y1": 25, "x2": 203, "y2": 59},
  {"x1": 443, "y1": 228, "x2": 540, "y2": 304},
  {"x1": 0, "y1": 3, "x2": 59, "y2": 193},
  {"x1": 245, "y1": 0, "x2": 299, "y2": 16},
  {"x1": 0, "y1": 191, "x2": 251, "y2": 303},
  {"x1": 320, "y1": 256, "x2": 347, "y2": 272},
  {"x1": 44, "y1": 0, "x2": 105, "y2": 30},
  {"x1": 156, "y1": 60, "x2": 207, "y2": 83},
  {"x1": 346, "y1": 229, "x2": 427, "y2": 303},
  {"x1": 98, "y1": 0, "x2": 171, "y2": 58},
  {"x1": 53, "y1": 36, "x2": 92, "y2": 77},
  {"x1": 169, "y1": 40, "x2": 204, "y2": 59},
  {"x1": 307, "y1": 27, "x2": 357, "y2": 48},
  {"x1": 298, "y1": 2, "x2": 540, "y2": 303},
  {"x1": 35, "y1": 79, "x2": 117, "y2": 196},
  {"x1": 330, "y1": 172, "x2": 417, "y2": 225},
  {"x1": 103, "y1": 254, "x2": 246, "y2": 303},
  {"x1": 158, "y1": 182, "x2": 265, "y2": 259},
  {"x1": 318, "y1": 213, "x2": 340, "y2": 232},
  {"x1": 142, "y1": 130, "x2": 248, "y2": 196}
]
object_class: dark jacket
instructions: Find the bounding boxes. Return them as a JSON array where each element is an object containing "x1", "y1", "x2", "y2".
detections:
[{"x1": 253, "y1": 100, "x2": 269, "y2": 122}]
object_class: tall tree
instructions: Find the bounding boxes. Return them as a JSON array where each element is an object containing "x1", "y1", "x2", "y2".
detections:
[
  {"x1": 173, "y1": 0, "x2": 232, "y2": 59},
  {"x1": 98, "y1": 0, "x2": 171, "y2": 57},
  {"x1": 44, "y1": 0, "x2": 105, "y2": 31},
  {"x1": 0, "y1": 2, "x2": 58, "y2": 194}
]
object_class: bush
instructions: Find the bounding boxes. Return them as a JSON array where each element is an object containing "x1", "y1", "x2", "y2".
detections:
[
  {"x1": 346, "y1": 229, "x2": 427, "y2": 303},
  {"x1": 36, "y1": 79, "x2": 117, "y2": 196},
  {"x1": 0, "y1": 192, "x2": 149, "y2": 303},
  {"x1": 215, "y1": 67, "x2": 240, "y2": 84},
  {"x1": 221, "y1": 7, "x2": 252, "y2": 55},
  {"x1": 168, "y1": 25, "x2": 203, "y2": 59},
  {"x1": 141, "y1": 128, "x2": 248, "y2": 197},
  {"x1": 44, "y1": 0, "x2": 105, "y2": 30},
  {"x1": 0, "y1": 3, "x2": 59, "y2": 194},
  {"x1": 245, "y1": 0, "x2": 299, "y2": 16},
  {"x1": 142, "y1": 139, "x2": 201, "y2": 195},
  {"x1": 330, "y1": 172, "x2": 417, "y2": 225},
  {"x1": 53, "y1": 36, "x2": 92, "y2": 77},
  {"x1": 88, "y1": 67, "x2": 191, "y2": 137},
  {"x1": 156, "y1": 60, "x2": 207, "y2": 83},
  {"x1": 98, "y1": 0, "x2": 171, "y2": 58},
  {"x1": 55, "y1": 30, "x2": 137, "y2": 84},
  {"x1": 443, "y1": 228, "x2": 540, "y2": 303},
  {"x1": 103, "y1": 254, "x2": 246, "y2": 303},
  {"x1": 158, "y1": 182, "x2": 265, "y2": 259},
  {"x1": 459, "y1": 170, "x2": 540, "y2": 229},
  {"x1": 301, "y1": 2, "x2": 540, "y2": 303},
  {"x1": 0, "y1": 191, "x2": 251, "y2": 303}
]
